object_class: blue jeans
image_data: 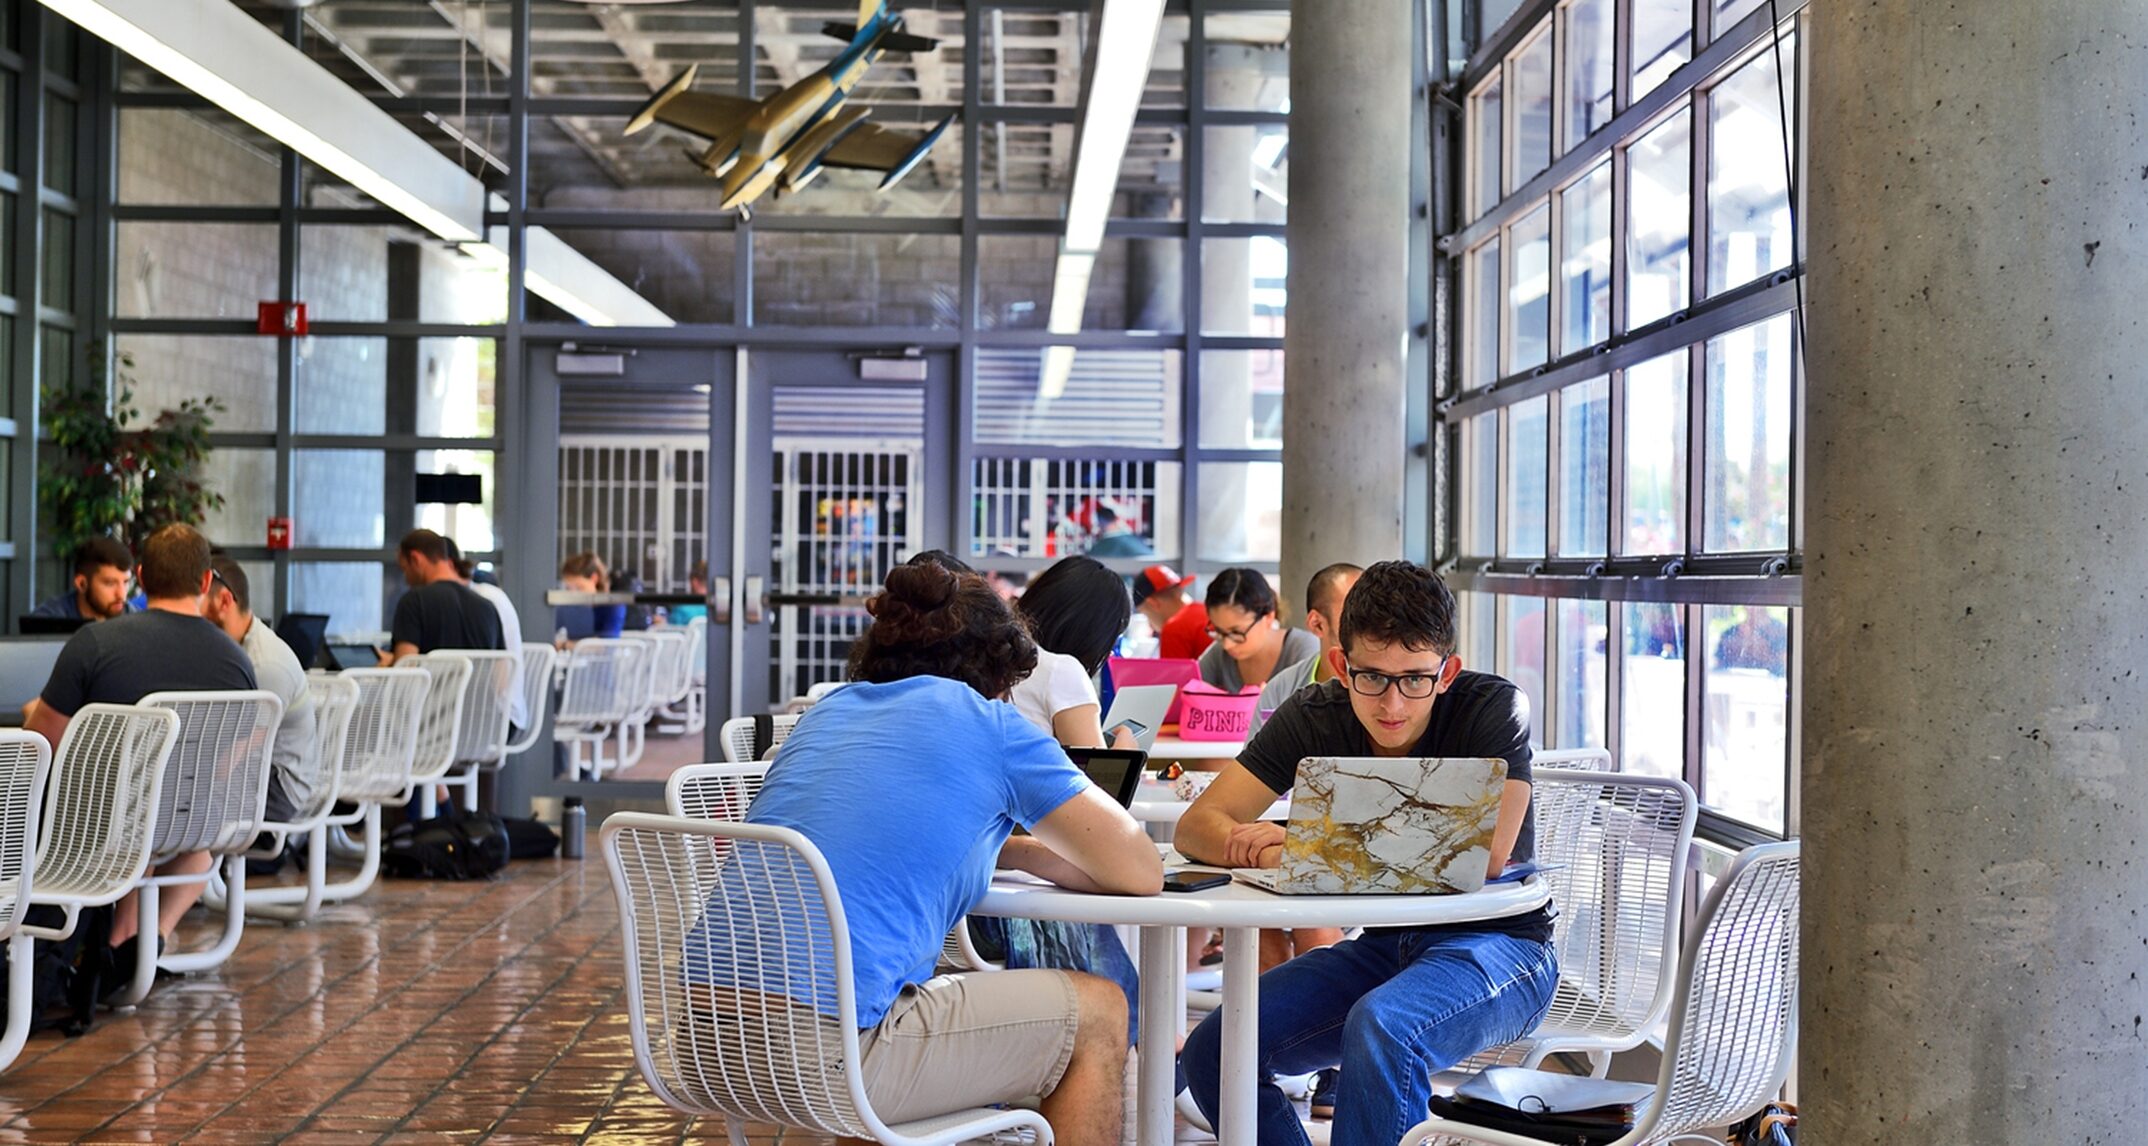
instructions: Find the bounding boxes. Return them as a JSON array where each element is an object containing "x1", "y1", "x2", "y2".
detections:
[{"x1": 1181, "y1": 927, "x2": 1557, "y2": 1146}]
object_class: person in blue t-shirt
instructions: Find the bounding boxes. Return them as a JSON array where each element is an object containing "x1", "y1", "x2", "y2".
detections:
[
  {"x1": 553, "y1": 551, "x2": 626, "y2": 643},
  {"x1": 691, "y1": 561, "x2": 1162, "y2": 1146}
]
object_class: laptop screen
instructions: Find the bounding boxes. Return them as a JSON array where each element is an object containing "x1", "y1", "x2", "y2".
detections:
[
  {"x1": 1065, "y1": 747, "x2": 1148, "y2": 808},
  {"x1": 326, "y1": 643, "x2": 382, "y2": 671}
]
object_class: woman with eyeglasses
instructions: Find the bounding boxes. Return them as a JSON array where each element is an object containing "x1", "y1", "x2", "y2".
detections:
[{"x1": 1196, "y1": 566, "x2": 1322, "y2": 692}]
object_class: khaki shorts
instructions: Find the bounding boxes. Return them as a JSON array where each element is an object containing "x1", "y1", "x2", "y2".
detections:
[{"x1": 857, "y1": 969, "x2": 1081, "y2": 1124}]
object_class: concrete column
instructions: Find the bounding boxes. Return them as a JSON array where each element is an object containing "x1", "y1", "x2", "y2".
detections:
[
  {"x1": 1200, "y1": 43, "x2": 1266, "y2": 563},
  {"x1": 1280, "y1": 1, "x2": 1409, "y2": 604},
  {"x1": 1803, "y1": 4, "x2": 2148, "y2": 1140}
]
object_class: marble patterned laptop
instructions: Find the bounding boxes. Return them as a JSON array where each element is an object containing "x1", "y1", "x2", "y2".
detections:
[{"x1": 1234, "y1": 756, "x2": 1508, "y2": 895}]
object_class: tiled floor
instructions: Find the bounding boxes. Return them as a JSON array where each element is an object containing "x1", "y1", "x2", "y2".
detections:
[{"x1": 0, "y1": 853, "x2": 768, "y2": 1144}]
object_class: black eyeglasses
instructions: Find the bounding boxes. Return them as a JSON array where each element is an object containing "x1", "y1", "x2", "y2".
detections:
[
  {"x1": 1344, "y1": 660, "x2": 1446, "y2": 700},
  {"x1": 1205, "y1": 612, "x2": 1272, "y2": 645},
  {"x1": 208, "y1": 569, "x2": 233, "y2": 597}
]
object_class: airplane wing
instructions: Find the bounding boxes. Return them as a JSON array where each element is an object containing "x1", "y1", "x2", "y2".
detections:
[
  {"x1": 624, "y1": 66, "x2": 758, "y2": 141},
  {"x1": 816, "y1": 114, "x2": 958, "y2": 188}
]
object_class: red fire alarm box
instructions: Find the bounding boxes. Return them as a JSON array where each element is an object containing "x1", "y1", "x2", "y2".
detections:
[
  {"x1": 257, "y1": 301, "x2": 308, "y2": 336},
  {"x1": 266, "y1": 517, "x2": 293, "y2": 551}
]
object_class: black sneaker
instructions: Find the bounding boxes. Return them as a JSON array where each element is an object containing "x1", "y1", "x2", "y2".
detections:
[{"x1": 1308, "y1": 1068, "x2": 1341, "y2": 1120}]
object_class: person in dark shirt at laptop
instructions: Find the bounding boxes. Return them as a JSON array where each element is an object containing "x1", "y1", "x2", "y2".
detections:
[
  {"x1": 29, "y1": 537, "x2": 135, "y2": 621},
  {"x1": 1174, "y1": 560, "x2": 1555, "y2": 1146},
  {"x1": 23, "y1": 524, "x2": 258, "y2": 974},
  {"x1": 383, "y1": 529, "x2": 504, "y2": 663}
]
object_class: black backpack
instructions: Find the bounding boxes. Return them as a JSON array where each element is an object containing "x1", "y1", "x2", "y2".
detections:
[
  {"x1": 0, "y1": 903, "x2": 114, "y2": 1038},
  {"x1": 383, "y1": 808, "x2": 511, "y2": 880}
]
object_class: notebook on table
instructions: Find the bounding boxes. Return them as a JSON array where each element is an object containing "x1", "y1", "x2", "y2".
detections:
[
  {"x1": 1106, "y1": 657, "x2": 1201, "y2": 725},
  {"x1": 1233, "y1": 756, "x2": 1508, "y2": 895}
]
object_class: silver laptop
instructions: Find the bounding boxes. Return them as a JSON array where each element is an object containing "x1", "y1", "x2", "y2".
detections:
[
  {"x1": 1102, "y1": 684, "x2": 1177, "y2": 753},
  {"x1": 1234, "y1": 756, "x2": 1508, "y2": 895}
]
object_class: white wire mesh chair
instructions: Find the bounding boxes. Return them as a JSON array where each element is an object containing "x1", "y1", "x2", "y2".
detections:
[
  {"x1": 1403, "y1": 840, "x2": 1799, "y2": 1146},
  {"x1": 717, "y1": 713, "x2": 801, "y2": 764},
  {"x1": 434, "y1": 649, "x2": 516, "y2": 813},
  {"x1": 246, "y1": 674, "x2": 366, "y2": 923},
  {"x1": 503, "y1": 644, "x2": 560, "y2": 756},
  {"x1": 1531, "y1": 747, "x2": 1614, "y2": 771},
  {"x1": 0, "y1": 730, "x2": 53, "y2": 1070},
  {"x1": 618, "y1": 631, "x2": 682, "y2": 768},
  {"x1": 665, "y1": 762, "x2": 769, "y2": 822},
  {"x1": 400, "y1": 652, "x2": 472, "y2": 814},
  {"x1": 601, "y1": 812, "x2": 1053, "y2": 1146},
  {"x1": 657, "y1": 616, "x2": 709, "y2": 734},
  {"x1": 279, "y1": 667, "x2": 432, "y2": 920},
  {"x1": 555, "y1": 639, "x2": 642, "y2": 778},
  {"x1": 804, "y1": 680, "x2": 846, "y2": 702},
  {"x1": 1450, "y1": 769, "x2": 1698, "y2": 1078},
  {"x1": 122, "y1": 690, "x2": 284, "y2": 1003}
]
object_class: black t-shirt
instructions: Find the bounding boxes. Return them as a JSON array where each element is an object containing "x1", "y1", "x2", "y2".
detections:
[
  {"x1": 1240, "y1": 670, "x2": 1551, "y2": 941},
  {"x1": 39, "y1": 610, "x2": 258, "y2": 716},
  {"x1": 391, "y1": 581, "x2": 505, "y2": 653}
]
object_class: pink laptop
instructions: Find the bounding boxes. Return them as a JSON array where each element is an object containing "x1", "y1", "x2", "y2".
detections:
[{"x1": 1107, "y1": 656, "x2": 1202, "y2": 725}]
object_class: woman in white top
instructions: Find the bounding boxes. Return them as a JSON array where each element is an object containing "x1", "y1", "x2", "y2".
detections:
[{"x1": 1006, "y1": 556, "x2": 1134, "y2": 746}]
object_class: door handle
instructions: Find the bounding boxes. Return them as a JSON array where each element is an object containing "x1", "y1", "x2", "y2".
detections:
[
  {"x1": 711, "y1": 576, "x2": 732, "y2": 625},
  {"x1": 745, "y1": 575, "x2": 766, "y2": 625}
]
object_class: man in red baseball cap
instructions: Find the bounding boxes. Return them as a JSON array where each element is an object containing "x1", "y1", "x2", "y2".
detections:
[{"x1": 1132, "y1": 565, "x2": 1211, "y2": 659}]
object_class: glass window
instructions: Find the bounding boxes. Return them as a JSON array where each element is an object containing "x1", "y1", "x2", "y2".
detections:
[
  {"x1": 292, "y1": 562, "x2": 390, "y2": 638},
  {"x1": 1622, "y1": 601, "x2": 1685, "y2": 777},
  {"x1": 1555, "y1": 598, "x2": 1608, "y2": 748},
  {"x1": 115, "y1": 222, "x2": 276, "y2": 319},
  {"x1": 1507, "y1": 204, "x2": 1551, "y2": 373},
  {"x1": 1500, "y1": 595, "x2": 1548, "y2": 746},
  {"x1": 1460, "y1": 590, "x2": 1496, "y2": 676},
  {"x1": 39, "y1": 325, "x2": 72, "y2": 390},
  {"x1": 1196, "y1": 461, "x2": 1283, "y2": 563},
  {"x1": 970, "y1": 457, "x2": 1182, "y2": 561},
  {"x1": 1703, "y1": 604, "x2": 1790, "y2": 830},
  {"x1": 1559, "y1": 161, "x2": 1612, "y2": 354},
  {"x1": 1715, "y1": 0, "x2": 1768, "y2": 38},
  {"x1": 1511, "y1": 31, "x2": 1555, "y2": 186},
  {"x1": 1706, "y1": 35, "x2": 1798, "y2": 296},
  {"x1": 197, "y1": 447, "x2": 275, "y2": 553},
  {"x1": 1202, "y1": 237, "x2": 1286, "y2": 337},
  {"x1": 118, "y1": 335, "x2": 278, "y2": 434},
  {"x1": 753, "y1": 232, "x2": 961, "y2": 328},
  {"x1": 1198, "y1": 349, "x2": 1283, "y2": 450},
  {"x1": 1471, "y1": 75, "x2": 1504, "y2": 219},
  {"x1": 118, "y1": 108, "x2": 281, "y2": 207},
  {"x1": 1503, "y1": 395, "x2": 1548, "y2": 559},
  {"x1": 293, "y1": 450, "x2": 386, "y2": 550},
  {"x1": 1704, "y1": 314, "x2": 1794, "y2": 552},
  {"x1": 42, "y1": 96, "x2": 74, "y2": 196},
  {"x1": 1467, "y1": 238, "x2": 1502, "y2": 388},
  {"x1": 1464, "y1": 412, "x2": 1499, "y2": 555},
  {"x1": 1202, "y1": 18, "x2": 1289, "y2": 110},
  {"x1": 545, "y1": 225, "x2": 734, "y2": 325},
  {"x1": 1627, "y1": 107, "x2": 1693, "y2": 330},
  {"x1": 0, "y1": 193, "x2": 13, "y2": 297},
  {"x1": 1624, "y1": 351, "x2": 1688, "y2": 555},
  {"x1": 973, "y1": 347, "x2": 1184, "y2": 449},
  {"x1": 415, "y1": 449, "x2": 497, "y2": 554},
  {"x1": 39, "y1": 208, "x2": 71, "y2": 305},
  {"x1": 1204, "y1": 125, "x2": 1287, "y2": 224},
  {"x1": 1633, "y1": 0, "x2": 1693, "y2": 100},
  {"x1": 1558, "y1": 376, "x2": 1610, "y2": 556},
  {"x1": 977, "y1": 237, "x2": 1182, "y2": 334},
  {"x1": 1563, "y1": 0, "x2": 1615, "y2": 150},
  {"x1": 0, "y1": 75, "x2": 14, "y2": 174}
]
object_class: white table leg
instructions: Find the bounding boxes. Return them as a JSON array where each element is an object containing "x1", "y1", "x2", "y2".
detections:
[
  {"x1": 1219, "y1": 926, "x2": 1259, "y2": 1146},
  {"x1": 1137, "y1": 924, "x2": 1186, "y2": 1146}
]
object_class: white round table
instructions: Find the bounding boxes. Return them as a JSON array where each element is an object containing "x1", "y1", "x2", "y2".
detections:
[
  {"x1": 973, "y1": 871, "x2": 1550, "y2": 1146},
  {"x1": 1127, "y1": 778, "x2": 1289, "y2": 826}
]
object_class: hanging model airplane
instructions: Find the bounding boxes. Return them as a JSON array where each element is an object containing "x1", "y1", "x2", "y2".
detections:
[{"x1": 623, "y1": 0, "x2": 956, "y2": 216}]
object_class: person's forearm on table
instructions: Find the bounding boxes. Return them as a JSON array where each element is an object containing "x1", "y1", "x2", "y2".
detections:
[{"x1": 997, "y1": 836, "x2": 1131, "y2": 894}]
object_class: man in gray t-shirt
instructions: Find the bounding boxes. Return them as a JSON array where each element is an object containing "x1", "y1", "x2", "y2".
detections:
[{"x1": 205, "y1": 557, "x2": 317, "y2": 824}]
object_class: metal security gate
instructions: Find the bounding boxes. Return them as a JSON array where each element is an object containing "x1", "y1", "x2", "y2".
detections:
[
  {"x1": 558, "y1": 436, "x2": 709, "y2": 591},
  {"x1": 768, "y1": 439, "x2": 925, "y2": 702}
]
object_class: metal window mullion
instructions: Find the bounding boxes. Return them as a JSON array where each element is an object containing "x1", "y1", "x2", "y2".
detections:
[
  {"x1": 735, "y1": 0, "x2": 755, "y2": 327},
  {"x1": 957, "y1": 0, "x2": 981, "y2": 560},
  {"x1": 10, "y1": 5, "x2": 45, "y2": 621},
  {"x1": 1179, "y1": 0, "x2": 1206, "y2": 566},
  {"x1": 1612, "y1": 0, "x2": 1634, "y2": 116},
  {"x1": 270, "y1": 11, "x2": 302, "y2": 620},
  {"x1": 1681, "y1": 339, "x2": 1705, "y2": 561},
  {"x1": 1688, "y1": 60, "x2": 1711, "y2": 315},
  {"x1": 1783, "y1": 605, "x2": 1800, "y2": 835},
  {"x1": 1681, "y1": 600, "x2": 1703, "y2": 806},
  {"x1": 1544, "y1": 384, "x2": 1565, "y2": 561},
  {"x1": 1604, "y1": 590, "x2": 1626, "y2": 768}
]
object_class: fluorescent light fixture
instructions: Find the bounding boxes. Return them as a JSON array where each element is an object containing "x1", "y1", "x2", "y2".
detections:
[{"x1": 48, "y1": 0, "x2": 673, "y2": 327}]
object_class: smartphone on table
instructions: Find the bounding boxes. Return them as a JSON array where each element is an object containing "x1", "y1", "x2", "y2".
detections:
[{"x1": 1161, "y1": 870, "x2": 1230, "y2": 893}]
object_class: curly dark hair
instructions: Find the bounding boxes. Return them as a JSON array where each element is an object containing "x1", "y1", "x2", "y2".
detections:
[
  {"x1": 1337, "y1": 560, "x2": 1458, "y2": 657},
  {"x1": 848, "y1": 562, "x2": 1038, "y2": 698},
  {"x1": 1018, "y1": 556, "x2": 1132, "y2": 676}
]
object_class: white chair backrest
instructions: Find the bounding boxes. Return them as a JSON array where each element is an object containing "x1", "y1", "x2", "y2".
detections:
[
  {"x1": 272, "y1": 674, "x2": 358, "y2": 828},
  {"x1": 440, "y1": 648, "x2": 517, "y2": 767},
  {"x1": 601, "y1": 813, "x2": 877, "y2": 1137},
  {"x1": 1528, "y1": 768, "x2": 1698, "y2": 1044},
  {"x1": 1533, "y1": 747, "x2": 1614, "y2": 771},
  {"x1": 804, "y1": 680, "x2": 845, "y2": 702},
  {"x1": 403, "y1": 653, "x2": 472, "y2": 785},
  {"x1": 138, "y1": 690, "x2": 286, "y2": 856},
  {"x1": 333, "y1": 667, "x2": 431, "y2": 803},
  {"x1": 1647, "y1": 840, "x2": 1801, "y2": 1140},
  {"x1": 32, "y1": 705, "x2": 180, "y2": 904},
  {"x1": 556, "y1": 639, "x2": 641, "y2": 726},
  {"x1": 0, "y1": 731, "x2": 52, "y2": 938},
  {"x1": 682, "y1": 615, "x2": 709, "y2": 686},
  {"x1": 717, "y1": 713, "x2": 802, "y2": 763},
  {"x1": 505, "y1": 644, "x2": 559, "y2": 754},
  {"x1": 619, "y1": 631, "x2": 677, "y2": 714},
  {"x1": 666, "y1": 762, "x2": 771, "y2": 822}
]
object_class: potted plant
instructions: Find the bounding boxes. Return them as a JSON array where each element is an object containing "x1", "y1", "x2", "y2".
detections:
[{"x1": 38, "y1": 349, "x2": 226, "y2": 560}]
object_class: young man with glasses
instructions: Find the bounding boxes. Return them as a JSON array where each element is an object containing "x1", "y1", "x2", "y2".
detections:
[{"x1": 1174, "y1": 560, "x2": 1554, "y2": 1146}]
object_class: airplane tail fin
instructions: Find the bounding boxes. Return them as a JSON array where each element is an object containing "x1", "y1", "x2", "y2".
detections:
[
  {"x1": 858, "y1": 0, "x2": 880, "y2": 29},
  {"x1": 822, "y1": 20, "x2": 938, "y2": 52}
]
